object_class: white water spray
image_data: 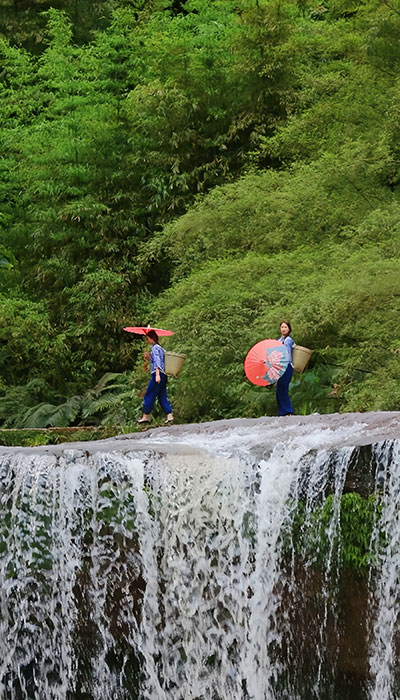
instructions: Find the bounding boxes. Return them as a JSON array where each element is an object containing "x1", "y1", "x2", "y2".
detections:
[{"x1": 368, "y1": 441, "x2": 400, "y2": 700}]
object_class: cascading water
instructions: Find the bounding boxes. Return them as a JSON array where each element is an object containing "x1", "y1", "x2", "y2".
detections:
[
  {"x1": 368, "y1": 441, "x2": 400, "y2": 700},
  {"x1": 0, "y1": 414, "x2": 400, "y2": 700}
]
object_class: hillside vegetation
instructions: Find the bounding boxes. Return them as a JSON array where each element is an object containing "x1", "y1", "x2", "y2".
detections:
[{"x1": 1, "y1": 0, "x2": 400, "y2": 428}]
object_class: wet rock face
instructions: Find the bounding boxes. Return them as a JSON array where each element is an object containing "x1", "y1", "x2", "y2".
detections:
[
  {"x1": 277, "y1": 561, "x2": 371, "y2": 700},
  {"x1": 344, "y1": 444, "x2": 377, "y2": 496},
  {"x1": 306, "y1": 442, "x2": 388, "y2": 497}
]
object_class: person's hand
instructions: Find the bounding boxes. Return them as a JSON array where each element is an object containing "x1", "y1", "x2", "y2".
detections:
[{"x1": 155, "y1": 370, "x2": 161, "y2": 383}]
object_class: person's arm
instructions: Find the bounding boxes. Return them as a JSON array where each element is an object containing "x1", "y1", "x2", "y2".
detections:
[
  {"x1": 286, "y1": 337, "x2": 295, "y2": 350},
  {"x1": 152, "y1": 345, "x2": 164, "y2": 383},
  {"x1": 285, "y1": 337, "x2": 295, "y2": 362}
]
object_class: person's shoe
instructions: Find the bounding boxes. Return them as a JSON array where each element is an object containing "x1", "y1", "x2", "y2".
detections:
[
  {"x1": 164, "y1": 416, "x2": 174, "y2": 424},
  {"x1": 137, "y1": 418, "x2": 150, "y2": 424}
]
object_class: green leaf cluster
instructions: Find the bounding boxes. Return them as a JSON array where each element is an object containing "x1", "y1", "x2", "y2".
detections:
[
  {"x1": 0, "y1": 426, "x2": 117, "y2": 447},
  {"x1": 289, "y1": 492, "x2": 382, "y2": 574}
]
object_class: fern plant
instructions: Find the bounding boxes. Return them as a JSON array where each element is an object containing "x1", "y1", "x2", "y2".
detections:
[
  {"x1": 81, "y1": 372, "x2": 140, "y2": 426},
  {"x1": 1, "y1": 373, "x2": 139, "y2": 429}
]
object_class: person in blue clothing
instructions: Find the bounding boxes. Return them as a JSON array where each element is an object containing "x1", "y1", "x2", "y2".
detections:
[
  {"x1": 276, "y1": 320, "x2": 295, "y2": 416},
  {"x1": 137, "y1": 330, "x2": 174, "y2": 424}
]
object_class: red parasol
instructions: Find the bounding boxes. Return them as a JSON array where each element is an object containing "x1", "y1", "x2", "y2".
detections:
[
  {"x1": 244, "y1": 339, "x2": 289, "y2": 386},
  {"x1": 123, "y1": 325, "x2": 174, "y2": 336}
]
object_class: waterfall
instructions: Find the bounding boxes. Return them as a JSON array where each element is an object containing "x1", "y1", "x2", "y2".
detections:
[
  {"x1": 368, "y1": 441, "x2": 400, "y2": 700},
  {"x1": 0, "y1": 415, "x2": 399, "y2": 699}
]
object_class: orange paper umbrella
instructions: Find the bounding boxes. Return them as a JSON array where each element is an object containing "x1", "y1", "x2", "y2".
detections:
[
  {"x1": 244, "y1": 339, "x2": 289, "y2": 386},
  {"x1": 123, "y1": 325, "x2": 174, "y2": 336}
]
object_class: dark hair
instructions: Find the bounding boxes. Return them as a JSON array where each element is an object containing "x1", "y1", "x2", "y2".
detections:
[
  {"x1": 280, "y1": 320, "x2": 292, "y2": 333},
  {"x1": 146, "y1": 329, "x2": 159, "y2": 343}
]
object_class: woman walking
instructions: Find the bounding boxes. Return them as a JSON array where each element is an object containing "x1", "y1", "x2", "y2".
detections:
[
  {"x1": 276, "y1": 321, "x2": 295, "y2": 416},
  {"x1": 137, "y1": 330, "x2": 174, "y2": 424}
]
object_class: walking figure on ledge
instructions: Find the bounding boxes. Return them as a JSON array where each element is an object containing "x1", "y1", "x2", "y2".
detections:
[
  {"x1": 276, "y1": 321, "x2": 295, "y2": 417},
  {"x1": 137, "y1": 330, "x2": 174, "y2": 424}
]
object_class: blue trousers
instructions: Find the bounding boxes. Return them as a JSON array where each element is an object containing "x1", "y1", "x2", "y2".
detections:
[
  {"x1": 142, "y1": 373, "x2": 172, "y2": 415},
  {"x1": 276, "y1": 364, "x2": 294, "y2": 416}
]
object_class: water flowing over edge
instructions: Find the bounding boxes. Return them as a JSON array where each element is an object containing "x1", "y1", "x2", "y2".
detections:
[{"x1": 0, "y1": 413, "x2": 400, "y2": 699}]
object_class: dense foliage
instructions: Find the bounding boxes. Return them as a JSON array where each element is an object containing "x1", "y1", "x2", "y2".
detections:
[
  {"x1": 1, "y1": 0, "x2": 400, "y2": 428},
  {"x1": 289, "y1": 492, "x2": 382, "y2": 574},
  {"x1": 0, "y1": 425, "x2": 118, "y2": 446}
]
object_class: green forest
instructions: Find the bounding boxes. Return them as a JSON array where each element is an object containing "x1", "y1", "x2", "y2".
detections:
[{"x1": 1, "y1": 0, "x2": 400, "y2": 431}]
